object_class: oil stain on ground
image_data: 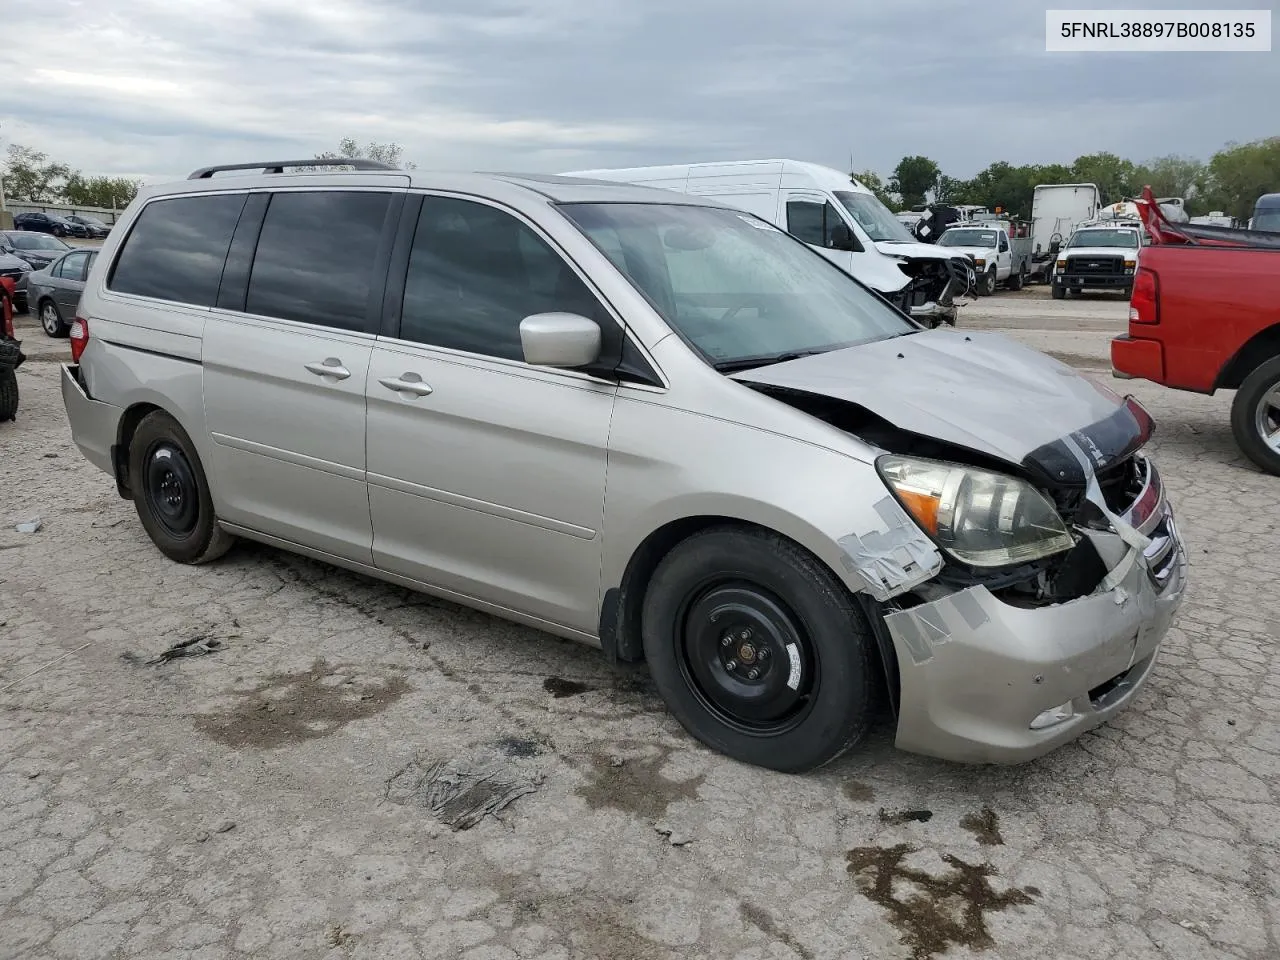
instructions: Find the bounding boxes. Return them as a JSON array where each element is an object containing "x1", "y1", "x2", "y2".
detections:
[
  {"x1": 846, "y1": 843, "x2": 1038, "y2": 960},
  {"x1": 577, "y1": 749, "x2": 704, "y2": 822},
  {"x1": 543, "y1": 677, "x2": 590, "y2": 698},
  {"x1": 195, "y1": 658, "x2": 410, "y2": 749},
  {"x1": 843, "y1": 780, "x2": 875, "y2": 803},
  {"x1": 878, "y1": 807, "x2": 933, "y2": 825},
  {"x1": 960, "y1": 806, "x2": 1004, "y2": 845}
]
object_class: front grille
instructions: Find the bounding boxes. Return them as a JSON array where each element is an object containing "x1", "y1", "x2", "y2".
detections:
[{"x1": 1066, "y1": 255, "x2": 1124, "y2": 276}]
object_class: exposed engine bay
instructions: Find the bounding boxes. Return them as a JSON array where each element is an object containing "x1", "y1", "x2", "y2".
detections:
[{"x1": 894, "y1": 256, "x2": 974, "y2": 320}]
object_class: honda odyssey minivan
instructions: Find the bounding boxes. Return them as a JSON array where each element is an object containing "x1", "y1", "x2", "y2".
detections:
[{"x1": 61, "y1": 159, "x2": 1186, "y2": 772}]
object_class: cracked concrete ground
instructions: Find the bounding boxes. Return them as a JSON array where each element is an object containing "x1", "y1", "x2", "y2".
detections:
[{"x1": 2, "y1": 288, "x2": 1278, "y2": 960}]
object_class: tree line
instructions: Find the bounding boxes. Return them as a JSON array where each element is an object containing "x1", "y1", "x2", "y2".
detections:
[
  {"x1": 853, "y1": 136, "x2": 1280, "y2": 222},
  {"x1": 2, "y1": 144, "x2": 143, "y2": 210}
]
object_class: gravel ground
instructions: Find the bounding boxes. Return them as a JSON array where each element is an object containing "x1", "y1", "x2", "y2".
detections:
[{"x1": 2, "y1": 286, "x2": 1277, "y2": 960}]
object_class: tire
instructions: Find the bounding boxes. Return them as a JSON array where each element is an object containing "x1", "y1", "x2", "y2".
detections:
[
  {"x1": 0, "y1": 368, "x2": 17, "y2": 422},
  {"x1": 1051, "y1": 283, "x2": 1066, "y2": 300},
  {"x1": 641, "y1": 525, "x2": 876, "y2": 773},
  {"x1": 39, "y1": 299, "x2": 69, "y2": 338},
  {"x1": 1008, "y1": 266, "x2": 1025, "y2": 291},
  {"x1": 128, "y1": 410, "x2": 235, "y2": 563},
  {"x1": 979, "y1": 268, "x2": 997, "y2": 296},
  {"x1": 1230, "y1": 357, "x2": 1280, "y2": 476},
  {"x1": 54, "y1": 226, "x2": 66, "y2": 238}
]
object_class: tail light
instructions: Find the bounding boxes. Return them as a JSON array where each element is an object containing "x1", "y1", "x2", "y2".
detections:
[
  {"x1": 1129, "y1": 268, "x2": 1159, "y2": 324},
  {"x1": 69, "y1": 316, "x2": 90, "y2": 362}
]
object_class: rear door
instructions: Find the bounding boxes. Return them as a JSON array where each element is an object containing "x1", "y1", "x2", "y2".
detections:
[
  {"x1": 364, "y1": 193, "x2": 616, "y2": 632},
  {"x1": 202, "y1": 187, "x2": 404, "y2": 563},
  {"x1": 53, "y1": 251, "x2": 92, "y2": 313}
]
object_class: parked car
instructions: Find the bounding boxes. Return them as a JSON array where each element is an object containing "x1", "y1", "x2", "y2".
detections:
[
  {"x1": 27, "y1": 248, "x2": 98, "y2": 337},
  {"x1": 1113, "y1": 187, "x2": 1280, "y2": 475},
  {"x1": 62, "y1": 159, "x2": 1186, "y2": 772},
  {"x1": 65, "y1": 214, "x2": 112, "y2": 239},
  {"x1": 935, "y1": 223, "x2": 1032, "y2": 294},
  {"x1": 0, "y1": 276, "x2": 23, "y2": 422},
  {"x1": 0, "y1": 246, "x2": 33, "y2": 314},
  {"x1": 1, "y1": 230, "x2": 74, "y2": 272},
  {"x1": 1051, "y1": 223, "x2": 1144, "y2": 299},
  {"x1": 14, "y1": 211, "x2": 88, "y2": 238}
]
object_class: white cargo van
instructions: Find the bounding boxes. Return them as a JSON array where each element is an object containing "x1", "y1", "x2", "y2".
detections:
[{"x1": 562, "y1": 160, "x2": 974, "y2": 327}]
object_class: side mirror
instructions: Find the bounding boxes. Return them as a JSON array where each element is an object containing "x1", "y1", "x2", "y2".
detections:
[
  {"x1": 520, "y1": 313, "x2": 602, "y2": 368},
  {"x1": 828, "y1": 223, "x2": 861, "y2": 252}
]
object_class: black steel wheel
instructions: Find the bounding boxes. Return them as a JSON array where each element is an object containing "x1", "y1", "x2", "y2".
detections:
[
  {"x1": 128, "y1": 410, "x2": 234, "y2": 563},
  {"x1": 642, "y1": 525, "x2": 876, "y2": 772}
]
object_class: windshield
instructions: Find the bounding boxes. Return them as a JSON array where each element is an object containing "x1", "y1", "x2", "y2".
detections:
[
  {"x1": 939, "y1": 229, "x2": 998, "y2": 248},
  {"x1": 1254, "y1": 211, "x2": 1280, "y2": 232},
  {"x1": 833, "y1": 190, "x2": 918, "y2": 243},
  {"x1": 1067, "y1": 229, "x2": 1139, "y2": 248},
  {"x1": 7, "y1": 233, "x2": 72, "y2": 251},
  {"x1": 558, "y1": 203, "x2": 914, "y2": 369}
]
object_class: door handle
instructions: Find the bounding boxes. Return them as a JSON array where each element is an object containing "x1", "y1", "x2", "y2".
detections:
[
  {"x1": 378, "y1": 373, "x2": 433, "y2": 397},
  {"x1": 305, "y1": 358, "x2": 351, "y2": 380}
]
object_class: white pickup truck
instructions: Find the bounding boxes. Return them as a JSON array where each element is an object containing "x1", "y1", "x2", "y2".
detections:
[
  {"x1": 934, "y1": 222, "x2": 1032, "y2": 295},
  {"x1": 1051, "y1": 223, "x2": 1145, "y2": 299}
]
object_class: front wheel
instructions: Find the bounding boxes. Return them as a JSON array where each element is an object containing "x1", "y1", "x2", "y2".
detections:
[
  {"x1": 39, "y1": 300, "x2": 69, "y2": 338},
  {"x1": 1051, "y1": 283, "x2": 1066, "y2": 300},
  {"x1": 978, "y1": 268, "x2": 997, "y2": 296},
  {"x1": 0, "y1": 368, "x2": 17, "y2": 422},
  {"x1": 128, "y1": 411, "x2": 235, "y2": 563},
  {"x1": 641, "y1": 526, "x2": 876, "y2": 773},
  {"x1": 1230, "y1": 357, "x2": 1280, "y2": 476}
]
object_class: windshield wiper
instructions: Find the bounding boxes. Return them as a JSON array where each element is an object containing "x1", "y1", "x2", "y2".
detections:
[{"x1": 713, "y1": 349, "x2": 829, "y2": 373}]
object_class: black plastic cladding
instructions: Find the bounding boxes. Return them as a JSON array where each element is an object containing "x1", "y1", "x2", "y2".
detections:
[{"x1": 1021, "y1": 397, "x2": 1155, "y2": 489}]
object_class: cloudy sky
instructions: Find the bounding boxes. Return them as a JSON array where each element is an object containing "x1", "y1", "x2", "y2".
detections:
[{"x1": 1, "y1": 0, "x2": 1275, "y2": 185}]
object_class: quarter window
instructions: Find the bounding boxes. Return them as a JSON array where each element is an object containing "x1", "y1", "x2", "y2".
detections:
[
  {"x1": 59, "y1": 251, "x2": 89, "y2": 281},
  {"x1": 246, "y1": 191, "x2": 392, "y2": 332},
  {"x1": 109, "y1": 193, "x2": 247, "y2": 306},
  {"x1": 399, "y1": 196, "x2": 601, "y2": 361}
]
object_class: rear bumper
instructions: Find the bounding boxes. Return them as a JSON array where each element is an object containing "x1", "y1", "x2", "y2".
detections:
[
  {"x1": 1110, "y1": 334, "x2": 1163, "y2": 383},
  {"x1": 61, "y1": 363, "x2": 120, "y2": 476}
]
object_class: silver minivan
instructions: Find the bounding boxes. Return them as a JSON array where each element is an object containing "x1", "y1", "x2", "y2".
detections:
[{"x1": 61, "y1": 160, "x2": 1187, "y2": 772}]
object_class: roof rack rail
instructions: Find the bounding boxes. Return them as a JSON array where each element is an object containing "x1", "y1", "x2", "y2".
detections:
[{"x1": 187, "y1": 158, "x2": 398, "y2": 179}]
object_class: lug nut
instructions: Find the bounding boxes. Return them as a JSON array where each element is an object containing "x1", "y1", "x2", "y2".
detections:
[
  {"x1": 747, "y1": 669, "x2": 760, "y2": 680},
  {"x1": 721, "y1": 636, "x2": 733, "y2": 647},
  {"x1": 758, "y1": 649, "x2": 770, "y2": 661},
  {"x1": 725, "y1": 660, "x2": 738, "y2": 671},
  {"x1": 739, "y1": 629, "x2": 751, "y2": 640}
]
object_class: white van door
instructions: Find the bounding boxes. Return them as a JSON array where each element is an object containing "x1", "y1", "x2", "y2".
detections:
[{"x1": 781, "y1": 191, "x2": 857, "y2": 273}]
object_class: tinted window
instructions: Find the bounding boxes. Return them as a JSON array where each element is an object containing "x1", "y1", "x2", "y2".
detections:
[
  {"x1": 246, "y1": 191, "x2": 390, "y2": 332},
  {"x1": 400, "y1": 196, "x2": 600, "y2": 360},
  {"x1": 786, "y1": 200, "x2": 831, "y2": 246},
  {"x1": 110, "y1": 194, "x2": 247, "y2": 305}
]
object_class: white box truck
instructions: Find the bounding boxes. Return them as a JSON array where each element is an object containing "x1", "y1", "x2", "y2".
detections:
[
  {"x1": 561, "y1": 159, "x2": 975, "y2": 327},
  {"x1": 1029, "y1": 183, "x2": 1101, "y2": 282}
]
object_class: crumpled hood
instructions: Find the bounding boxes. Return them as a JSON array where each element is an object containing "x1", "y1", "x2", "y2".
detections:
[
  {"x1": 872, "y1": 240, "x2": 958, "y2": 262},
  {"x1": 732, "y1": 328, "x2": 1124, "y2": 464}
]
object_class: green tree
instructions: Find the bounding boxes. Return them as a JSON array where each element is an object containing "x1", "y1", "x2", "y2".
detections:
[
  {"x1": 314, "y1": 137, "x2": 416, "y2": 170},
  {"x1": 63, "y1": 173, "x2": 142, "y2": 209},
  {"x1": 2, "y1": 144, "x2": 71, "y2": 202},
  {"x1": 888, "y1": 156, "x2": 941, "y2": 208},
  {"x1": 1069, "y1": 152, "x2": 1141, "y2": 204},
  {"x1": 1193, "y1": 137, "x2": 1280, "y2": 220},
  {"x1": 851, "y1": 169, "x2": 899, "y2": 209},
  {"x1": 1135, "y1": 154, "x2": 1204, "y2": 204}
]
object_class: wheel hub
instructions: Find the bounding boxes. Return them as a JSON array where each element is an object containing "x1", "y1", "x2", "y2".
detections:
[
  {"x1": 145, "y1": 443, "x2": 199, "y2": 538},
  {"x1": 1256, "y1": 385, "x2": 1280, "y2": 454}
]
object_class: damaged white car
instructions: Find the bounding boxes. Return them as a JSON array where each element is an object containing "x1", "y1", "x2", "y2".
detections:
[{"x1": 61, "y1": 166, "x2": 1186, "y2": 774}]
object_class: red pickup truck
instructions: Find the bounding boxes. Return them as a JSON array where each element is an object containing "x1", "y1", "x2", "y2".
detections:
[{"x1": 1111, "y1": 186, "x2": 1280, "y2": 475}]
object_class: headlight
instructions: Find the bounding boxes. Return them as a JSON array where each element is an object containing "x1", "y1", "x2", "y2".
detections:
[
  {"x1": 973, "y1": 258, "x2": 985, "y2": 267},
  {"x1": 877, "y1": 455, "x2": 1075, "y2": 568}
]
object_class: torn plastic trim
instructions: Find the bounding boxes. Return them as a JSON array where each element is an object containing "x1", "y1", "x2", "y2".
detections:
[{"x1": 836, "y1": 495, "x2": 944, "y2": 602}]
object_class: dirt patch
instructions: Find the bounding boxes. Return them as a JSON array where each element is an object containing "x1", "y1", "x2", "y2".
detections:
[
  {"x1": 843, "y1": 780, "x2": 875, "y2": 803},
  {"x1": 739, "y1": 902, "x2": 814, "y2": 960},
  {"x1": 543, "y1": 677, "x2": 590, "y2": 698},
  {"x1": 577, "y1": 749, "x2": 704, "y2": 822},
  {"x1": 845, "y1": 843, "x2": 1038, "y2": 960},
  {"x1": 878, "y1": 808, "x2": 933, "y2": 825},
  {"x1": 194, "y1": 659, "x2": 410, "y2": 749},
  {"x1": 960, "y1": 807, "x2": 1004, "y2": 845}
]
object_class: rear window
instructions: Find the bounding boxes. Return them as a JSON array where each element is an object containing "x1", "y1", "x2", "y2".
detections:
[
  {"x1": 245, "y1": 191, "x2": 391, "y2": 332},
  {"x1": 109, "y1": 193, "x2": 248, "y2": 305}
]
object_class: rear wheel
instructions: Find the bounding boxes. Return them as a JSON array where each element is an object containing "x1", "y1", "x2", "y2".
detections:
[
  {"x1": 39, "y1": 300, "x2": 69, "y2": 338},
  {"x1": 128, "y1": 411, "x2": 235, "y2": 563},
  {"x1": 1230, "y1": 357, "x2": 1280, "y2": 476},
  {"x1": 641, "y1": 525, "x2": 876, "y2": 773},
  {"x1": 0, "y1": 368, "x2": 17, "y2": 422},
  {"x1": 1008, "y1": 265, "x2": 1026, "y2": 291}
]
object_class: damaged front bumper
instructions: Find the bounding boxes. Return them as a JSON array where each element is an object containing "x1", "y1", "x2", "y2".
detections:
[{"x1": 881, "y1": 456, "x2": 1187, "y2": 764}]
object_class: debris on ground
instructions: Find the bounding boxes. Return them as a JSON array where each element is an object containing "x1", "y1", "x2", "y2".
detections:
[
  {"x1": 654, "y1": 823, "x2": 693, "y2": 846},
  {"x1": 215, "y1": 820, "x2": 236, "y2": 834},
  {"x1": 384, "y1": 751, "x2": 540, "y2": 830},
  {"x1": 146, "y1": 634, "x2": 232, "y2": 666},
  {"x1": 878, "y1": 808, "x2": 934, "y2": 825},
  {"x1": 543, "y1": 676, "x2": 590, "y2": 698},
  {"x1": 14, "y1": 519, "x2": 42, "y2": 534}
]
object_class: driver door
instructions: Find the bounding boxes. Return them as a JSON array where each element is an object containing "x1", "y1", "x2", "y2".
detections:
[
  {"x1": 996, "y1": 232, "x2": 1012, "y2": 278},
  {"x1": 783, "y1": 193, "x2": 857, "y2": 273}
]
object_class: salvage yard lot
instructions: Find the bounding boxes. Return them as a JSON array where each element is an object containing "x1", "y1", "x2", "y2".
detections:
[{"x1": 2, "y1": 289, "x2": 1278, "y2": 960}]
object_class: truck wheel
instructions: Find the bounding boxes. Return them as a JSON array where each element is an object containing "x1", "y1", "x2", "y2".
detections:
[
  {"x1": 979, "y1": 268, "x2": 997, "y2": 296},
  {"x1": 1230, "y1": 357, "x2": 1280, "y2": 476},
  {"x1": 641, "y1": 525, "x2": 875, "y2": 773},
  {"x1": 1008, "y1": 266, "x2": 1025, "y2": 291},
  {"x1": 1051, "y1": 283, "x2": 1066, "y2": 300},
  {"x1": 0, "y1": 368, "x2": 17, "y2": 422}
]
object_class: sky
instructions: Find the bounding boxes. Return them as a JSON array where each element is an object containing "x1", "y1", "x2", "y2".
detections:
[{"x1": 0, "y1": 0, "x2": 1276, "y2": 186}]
